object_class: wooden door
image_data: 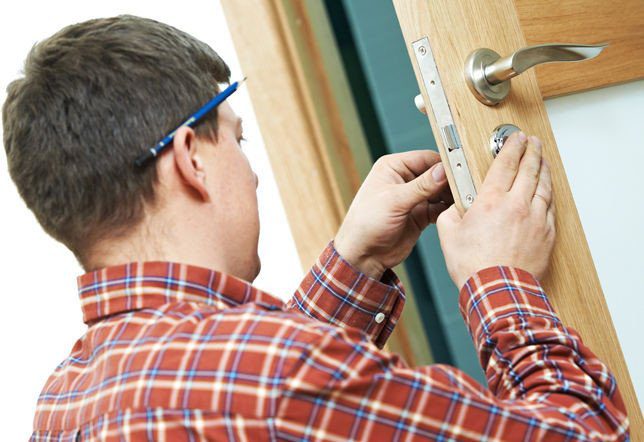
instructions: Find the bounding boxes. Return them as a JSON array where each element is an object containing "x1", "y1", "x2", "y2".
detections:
[{"x1": 392, "y1": 0, "x2": 642, "y2": 436}]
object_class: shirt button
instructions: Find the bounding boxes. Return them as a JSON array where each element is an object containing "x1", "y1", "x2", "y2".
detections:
[{"x1": 375, "y1": 312, "x2": 386, "y2": 324}]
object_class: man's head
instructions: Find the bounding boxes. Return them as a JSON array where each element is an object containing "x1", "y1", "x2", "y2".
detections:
[{"x1": 3, "y1": 15, "x2": 261, "y2": 280}]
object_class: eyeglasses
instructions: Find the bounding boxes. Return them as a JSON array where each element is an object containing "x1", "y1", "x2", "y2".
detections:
[{"x1": 134, "y1": 77, "x2": 247, "y2": 167}]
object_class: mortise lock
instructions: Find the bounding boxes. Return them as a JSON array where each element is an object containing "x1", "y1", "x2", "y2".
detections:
[{"x1": 465, "y1": 43, "x2": 607, "y2": 105}]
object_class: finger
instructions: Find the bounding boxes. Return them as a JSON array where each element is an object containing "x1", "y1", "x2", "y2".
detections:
[
  {"x1": 546, "y1": 205, "x2": 556, "y2": 237},
  {"x1": 436, "y1": 203, "x2": 461, "y2": 236},
  {"x1": 512, "y1": 135, "x2": 543, "y2": 200},
  {"x1": 437, "y1": 183, "x2": 455, "y2": 205},
  {"x1": 410, "y1": 201, "x2": 431, "y2": 231},
  {"x1": 482, "y1": 131, "x2": 528, "y2": 194},
  {"x1": 397, "y1": 162, "x2": 448, "y2": 210},
  {"x1": 410, "y1": 201, "x2": 450, "y2": 229},
  {"x1": 377, "y1": 150, "x2": 441, "y2": 182},
  {"x1": 428, "y1": 181, "x2": 454, "y2": 205},
  {"x1": 531, "y1": 159, "x2": 552, "y2": 216},
  {"x1": 427, "y1": 202, "x2": 450, "y2": 224}
]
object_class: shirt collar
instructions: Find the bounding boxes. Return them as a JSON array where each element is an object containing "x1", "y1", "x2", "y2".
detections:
[{"x1": 77, "y1": 261, "x2": 284, "y2": 324}]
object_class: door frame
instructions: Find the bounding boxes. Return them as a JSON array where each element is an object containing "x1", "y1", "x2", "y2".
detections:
[{"x1": 220, "y1": 0, "x2": 434, "y2": 367}]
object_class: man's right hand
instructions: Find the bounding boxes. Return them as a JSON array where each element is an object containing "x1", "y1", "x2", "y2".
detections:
[{"x1": 437, "y1": 132, "x2": 556, "y2": 289}]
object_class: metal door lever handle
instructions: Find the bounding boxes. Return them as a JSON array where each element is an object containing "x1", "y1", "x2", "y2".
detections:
[{"x1": 465, "y1": 43, "x2": 607, "y2": 105}]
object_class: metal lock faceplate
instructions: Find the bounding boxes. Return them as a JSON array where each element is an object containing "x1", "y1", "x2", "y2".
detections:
[{"x1": 412, "y1": 37, "x2": 477, "y2": 210}]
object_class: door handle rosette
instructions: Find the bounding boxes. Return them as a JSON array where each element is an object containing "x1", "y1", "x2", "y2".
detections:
[{"x1": 465, "y1": 43, "x2": 607, "y2": 105}]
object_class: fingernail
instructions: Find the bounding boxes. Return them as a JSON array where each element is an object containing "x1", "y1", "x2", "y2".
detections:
[
  {"x1": 518, "y1": 131, "x2": 527, "y2": 144},
  {"x1": 432, "y1": 163, "x2": 446, "y2": 182},
  {"x1": 529, "y1": 135, "x2": 542, "y2": 149}
]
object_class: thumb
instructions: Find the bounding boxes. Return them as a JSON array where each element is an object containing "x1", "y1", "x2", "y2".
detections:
[
  {"x1": 436, "y1": 204, "x2": 461, "y2": 235},
  {"x1": 397, "y1": 162, "x2": 448, "y2": 211}
]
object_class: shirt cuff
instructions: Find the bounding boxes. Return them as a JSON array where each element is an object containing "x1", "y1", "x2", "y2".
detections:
[
  {"x1": 291, "y1": 242, "x2": 405, "y2": 349},
  {"x1": 458, "y1": 266, "x2": 562, "y2": 349}
]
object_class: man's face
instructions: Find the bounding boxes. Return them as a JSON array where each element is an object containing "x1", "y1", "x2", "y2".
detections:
[{"x1": 199, "y1": 101, "x2": 261, "y2": 279}]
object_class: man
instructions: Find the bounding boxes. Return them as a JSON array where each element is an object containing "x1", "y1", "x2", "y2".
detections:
[{"x1": 2, "y1": 15, "x2": 628, "y2": 441}]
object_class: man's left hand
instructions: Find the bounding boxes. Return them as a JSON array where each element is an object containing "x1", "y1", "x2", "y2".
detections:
[{"x1": 334, "y1": 150, "x2": 452, "y2": 279}]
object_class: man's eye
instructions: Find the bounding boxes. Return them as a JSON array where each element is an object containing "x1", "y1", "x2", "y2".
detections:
[{"x1": 238, "y1": 136, "x2": 247, "y2": 145}]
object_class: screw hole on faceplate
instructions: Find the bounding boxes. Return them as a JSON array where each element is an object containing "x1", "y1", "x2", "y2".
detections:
[
  {"x1": 430, "y1": 80, "x2": 435, "y2": 86},
  {"x1": 456, "y1": 162, "x2": 462, "y2": 169}
]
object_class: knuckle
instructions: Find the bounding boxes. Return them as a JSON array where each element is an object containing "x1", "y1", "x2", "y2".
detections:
[
  {"x1": 478, "y1": 198, "x2": 496, "y2": 214},
  {"x1": 548, "y1": 224, "x2": 556, "y2": 238},
  {"x1": 473, "y1": 193, "x2": 498, "y2": 214},
  {"x1": 534, "y1": 193, "x2": 550, "y2": 207},
  {"x1": 498, "y1": 155, "x2": 519, "y2": 172},
  {"x1": 436, "y1": 210, "x2": 453, "y2": 231},
  {"x1": 436, "y1": 211, "x2": 447, "y2": 227},
  {"x1": 544, "y1": 183, "x2": 554, "y2": 199},
  {"x1": 374, "y1": 154, "x2": 392, "y2": 169},
  {"x1": 414, "y1": 174, "x2": 433, "y2": 194},
  {"x1": 427, "y1": 150, "x2": 441, "y2": 162},
  {"x1": 529, "y1": 162, "x2": 541, "y2": 178},
  {"x1": 510, "y1": 199, "x2": 531, "y2": 218},
  {"x1": 376, "y1": 153, "x2": 396, "y2": 166}
]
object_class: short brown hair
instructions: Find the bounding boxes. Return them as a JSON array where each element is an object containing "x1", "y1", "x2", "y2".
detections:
[{"x1": 3, "y1": 15, "x2": 230, "y2": 263}]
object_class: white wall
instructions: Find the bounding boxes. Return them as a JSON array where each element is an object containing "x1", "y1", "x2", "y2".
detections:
[
  {"x1": 546, "y1": 80, "x2": 644, "y2": 404},
  {"x1": 0, "y1": 1, "x2": 302, "y2": 439}
]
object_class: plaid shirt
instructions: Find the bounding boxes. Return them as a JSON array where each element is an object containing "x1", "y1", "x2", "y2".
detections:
[{"x1": 31, "y1": 243, "x2": 629, "y2": 441}]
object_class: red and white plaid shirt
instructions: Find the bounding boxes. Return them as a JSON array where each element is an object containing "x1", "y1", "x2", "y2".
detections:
[{"x1": 31, "y1": 243, "x2": 629, "y2": 441}]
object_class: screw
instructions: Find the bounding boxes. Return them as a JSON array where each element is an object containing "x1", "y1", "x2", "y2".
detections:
[
  {"x1": 418, "y1": 46, "x2": 427, "y2": 55},
  {"x1": 466, "y1": 194, "x2": 474, "y2": 204}
]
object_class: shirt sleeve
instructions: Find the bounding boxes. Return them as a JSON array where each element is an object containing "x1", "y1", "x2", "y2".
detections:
[
  {"x1": 276, "y1": 266, "x2": 629, "y2": 441},
  {"x1": 285, "y1": 241, "x2": 405, "y2": 349}
]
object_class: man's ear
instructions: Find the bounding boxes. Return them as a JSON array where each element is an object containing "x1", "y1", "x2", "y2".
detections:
[{"x1": 172, "y1": 126, "x2": 211, "y2": 202}]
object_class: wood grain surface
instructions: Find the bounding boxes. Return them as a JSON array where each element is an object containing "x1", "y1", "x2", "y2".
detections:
[
  {"x1": 515, "y1": 0, "x2": 644, "y2": 97},
  {"x1": 393, "y1": 0, "x2": 642, "y2": 437}
]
